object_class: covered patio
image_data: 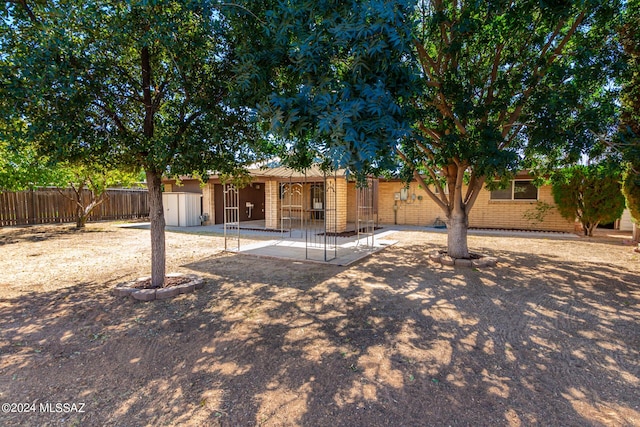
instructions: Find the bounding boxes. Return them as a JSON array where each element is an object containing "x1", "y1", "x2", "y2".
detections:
[{"x1": 200, "y1": 166, "x2": 380, "y2": 263}]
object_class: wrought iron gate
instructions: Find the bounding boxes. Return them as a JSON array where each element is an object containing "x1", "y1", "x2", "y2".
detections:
[
  {"x1": 280, "y1": 181, "x2": 304, "y2": 238},
  {"x1": 305, "y1": 173, "x2": 337, "y2": 262},
  {"x1": 356, "y1": 178, "x2": 378, "y2": 247},
  {"x1": 223, "y1": 184, "x2": 240, "y2": 251}
]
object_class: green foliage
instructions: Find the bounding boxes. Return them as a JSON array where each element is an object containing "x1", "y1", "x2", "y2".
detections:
[
  {"x1": 622, "y1": 167, "x2": 640, "y2": 224},
  {"x1": 0, "y1": 138, "x2": 140, "y2": 193},
  {"x1": 0, "y1": 140, "x2": 67, "y2": 191},
  {"x1": 617, "y1": 1, "x2": 640, "y2": 223},
  {"x1": 60, "y1": 163, "x2": 141, "y2": 194},
  {"x1": 1, "y1": 1, "x2": 274, "y2": 283},
  {"x1": 237, "y1": 0, "x2": 417, "y2": 175},
  {"x1": 551, "y1": 163, "x2": 626, "y2": 236},
  {"x1": 1, "y1": 0, "x2": 268, "y2": 178},
  {"x1": 522, "y1": 201, "x2": 555, "y2": 226},
  {"x1": 619, "y1": 0, "x2": 640, "y2": 141},
  {"x1": 241, "y1": 0, "x2": 622, "y2": 256}
]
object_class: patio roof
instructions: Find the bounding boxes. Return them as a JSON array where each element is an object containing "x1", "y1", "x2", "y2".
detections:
[{"x1": 245, "y1": 164, "x2": 347, "y2": 180}]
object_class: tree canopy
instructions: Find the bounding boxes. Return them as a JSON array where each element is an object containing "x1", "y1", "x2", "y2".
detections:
[{"x1": 242, "y1": 0, "x2": 622, "y2": 258}]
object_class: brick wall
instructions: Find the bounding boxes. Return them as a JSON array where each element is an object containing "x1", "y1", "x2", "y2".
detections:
[
  {"x1": 264, "y1": 180, "x2": 280, "y2": 229},
  {"x1": 347, "y1": 182, "x2": 357, "y2": 223},
  {"x1": 469, "y1": 184, "x2": 573, "y2": 231},
  {"x1": 378, "y1": 182, "x2": 443, "y2": 226},
  {"x1": 325, "y1": 177, "x2": 348, "y2": 233},
  {"x1": 376, "y1": 180, "x2": 574, "y2": 232}
]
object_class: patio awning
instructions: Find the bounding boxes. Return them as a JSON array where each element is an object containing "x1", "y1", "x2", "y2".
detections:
[{"x1": 246, "y1": 164, "x2": 347, "y2": 181}]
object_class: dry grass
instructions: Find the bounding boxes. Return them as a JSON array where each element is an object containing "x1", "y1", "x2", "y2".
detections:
[{"x1": 0, "y1": 222, "x2": 638, "y2": 426}]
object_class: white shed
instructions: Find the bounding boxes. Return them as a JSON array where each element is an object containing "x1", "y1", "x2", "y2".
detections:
[
  {"x1": 162, "y1": 192, "x2": 202, "y2": 227},
  {"x1": 619, "y1": 208, "x2": 634, "y2": 232}
]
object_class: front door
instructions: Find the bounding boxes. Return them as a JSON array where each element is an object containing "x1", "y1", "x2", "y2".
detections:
[{"x1": 239, "y1": 183, "x2": 265, "y2": 221}]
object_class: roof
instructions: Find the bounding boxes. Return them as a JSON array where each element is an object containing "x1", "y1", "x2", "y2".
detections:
[{"x1": 248, "y1": 164, "x2": 346, "y2": 180}]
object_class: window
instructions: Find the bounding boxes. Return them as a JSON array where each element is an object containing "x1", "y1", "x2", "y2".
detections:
[
  {"x1": 490, "y1": 180, "x2": 538, "y2": 201},
  {"x1": 432, "y1": 184, "x2": 448, "y2": 195},
  {"x1": 513, "y1": 181, "x2": 537, "y2": 200}
]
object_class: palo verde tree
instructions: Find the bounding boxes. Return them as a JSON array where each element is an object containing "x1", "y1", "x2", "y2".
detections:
[
  {"x1": 2, "y1": 1, "x2": 269, "y2": 286},
  {"x1": 551, "y1": 162, "x2": 626, "y2": 236},
  {"x1": 247, "y1": 0, "x2": 621, "y2": 258}
]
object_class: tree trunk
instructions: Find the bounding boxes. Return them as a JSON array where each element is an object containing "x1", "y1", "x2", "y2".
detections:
[
  {"x1": 447, "y1": 207, "x2": 470, "y2": 259},
  {"x1": 141, "y1": 45, "x2": 164, "y2": 287},
  {"x1": 584, "y1": 221, "x2": 598, "y2": 237},
  {"x1": 633, "y1": 223, "x2": 639, "y2": 243},
  {"x1": 76, "y1": 212, "x2": 87, "y2": 228},
  {"x1": 74, "y1": 192, "x2": 105, "y2": 229},
  {"x1": 146, "y1": 170, "x2": 166, "y2": 288}
]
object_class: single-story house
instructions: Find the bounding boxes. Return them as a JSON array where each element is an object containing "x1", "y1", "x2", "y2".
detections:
[{"x1": 163, "y1": 168, "x2": 583, "y2": 233}]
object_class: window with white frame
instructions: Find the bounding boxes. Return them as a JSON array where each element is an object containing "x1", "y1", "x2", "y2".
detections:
[
  {"x1": 490, "y1": 180, "x2": 538, "y2": 201},
  {"x1": 431, "y1": 183, "x2": 448, "y2": 194}
]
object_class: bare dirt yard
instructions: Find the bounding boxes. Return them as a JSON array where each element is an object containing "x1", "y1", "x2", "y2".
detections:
[{"x1": 0, "y1": 222, "x2": 639, "y2": 426}]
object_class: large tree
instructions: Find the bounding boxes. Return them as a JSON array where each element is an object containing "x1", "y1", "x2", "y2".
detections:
[
  {"x1": 245, "y1": 0, "x2": 620, "y2": 258},
  {"x1": 1, "y1": 1, "x2": 268, "y2": 286},
  {"x1": 618, "y1": 0, "x2": 640, "y2": 241}
]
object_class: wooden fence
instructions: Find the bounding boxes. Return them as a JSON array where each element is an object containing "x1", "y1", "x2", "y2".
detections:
[{"x1": 0, "y1": 188, "x2": 149, "y2": 227}]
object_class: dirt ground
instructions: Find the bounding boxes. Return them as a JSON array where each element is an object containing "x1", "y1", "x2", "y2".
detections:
[{"x1": 0, "y1": 222, "x2": 638, "y2": 427}]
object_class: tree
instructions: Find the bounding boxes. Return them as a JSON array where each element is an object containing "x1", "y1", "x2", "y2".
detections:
[
  {"x1": 0, "y1": 141, "x2": 141, "y2": 228},
  {"x1": 245, "y1": 0, "x2": 621, "y2": 258},
  {"x1": 0, "y1": 140, "x2": 67, "y2": 192},
  {"x1": 1, "y1": 1, "x2": 268, "y2": 286},
  {"x1": 618, "y1": 0, "x2": 640, "y2": 241},
  {"x1": 57, "y1": 163, "x2": 142, "y2": 229},
  {"x1": 622, "y1": 169, "x2": 640, "y2": 230},
  {"x1": 551, "y1": 163, "x2": 625, "y2": 237}
]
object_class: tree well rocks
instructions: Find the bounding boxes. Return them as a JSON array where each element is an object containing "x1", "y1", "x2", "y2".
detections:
[
  {"x1": 429, "y1": 251, "x2": 497, "y2": 268},
  {"x1": 113, "y1": 273, "x2": 204, "y2": 301}
]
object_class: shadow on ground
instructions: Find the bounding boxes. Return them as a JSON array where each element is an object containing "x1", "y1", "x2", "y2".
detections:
[{"x1": 0, "y1": 241, "x2": 638, "y2": 426}]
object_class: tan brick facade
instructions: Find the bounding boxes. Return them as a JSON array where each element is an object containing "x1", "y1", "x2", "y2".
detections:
[
  {"x1": 469, "y1": 184, "x2": 573, "y2": 231},
  {"x1": 377, "y1": 180, "x2": 574, "y2": 232},
  {"x1": 324, "y1": 178, "x2": 348, "y2": 233},
  {"x1": 347, "y1": 183, "x2": 357, "y2": 223},
  {"x1": 378, "y1": 181, "x2": 441, "y2": 226},
  {"x1": 177, "y1": 172, "x2": 575, "y2": 233},
  {"x1": 262, "y1": 179, "x2": 348, "y2": 232},
  {"x1": 264, "y1": 179, "x2": 280, "y2": 229}
]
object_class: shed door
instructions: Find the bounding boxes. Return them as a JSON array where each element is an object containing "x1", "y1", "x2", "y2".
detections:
[{"x1": 162, "y1": 193, "x2": 180, "y2": 226}]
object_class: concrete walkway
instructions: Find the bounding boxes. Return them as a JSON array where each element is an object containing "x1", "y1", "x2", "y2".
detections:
[
  {"x1": 118, "y1": 221, "x2": 582, "y2": 266},
  {"x1": 119, "y1": 221, "x2": 399, "y2": 266}
]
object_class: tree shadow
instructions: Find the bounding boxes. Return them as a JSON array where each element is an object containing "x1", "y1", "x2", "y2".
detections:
[
  {"x1": 0, "y1": 224, "x2": 112, "y2": 246},
  {"x1": 0, "y1": 242, "x2": 638, "y2": 426}
]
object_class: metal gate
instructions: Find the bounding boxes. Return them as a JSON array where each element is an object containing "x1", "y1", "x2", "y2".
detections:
[
  {"x1": 223, "y1": 184, "x2": 240, "y2": 251},
  {"x1": 356, "y1": 178, "x2": 378, "y2": 247},
  {"x1": 278, "y1": 171, "x2": 339, "y2": 262},
  {"x1": 305, "y1": 173, "x2": 337, "y2": 262},
  {"x1": 280, "y1": 181, "x2": 304, "y2": 238}
]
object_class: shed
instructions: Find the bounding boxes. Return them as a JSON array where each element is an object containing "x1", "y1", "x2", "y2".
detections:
[
  {"x1": 619, "y1": 208, "x2": 634, "y2": 232},
  {"x1": 163, "y1": 192, "x2": 202, "y2": 227}
]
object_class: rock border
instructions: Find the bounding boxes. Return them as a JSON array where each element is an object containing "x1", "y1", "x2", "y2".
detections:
[
  {"x1": 113, "y1": 273, "x2": 204, "y2": 301},
  {"x1": 429, "y1": 251, "x2": 497, "y2": 268}
]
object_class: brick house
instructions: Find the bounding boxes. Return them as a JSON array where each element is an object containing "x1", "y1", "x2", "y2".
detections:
[{"x1": 164, "y1": 168, "x2": 576, "y2": 232}]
